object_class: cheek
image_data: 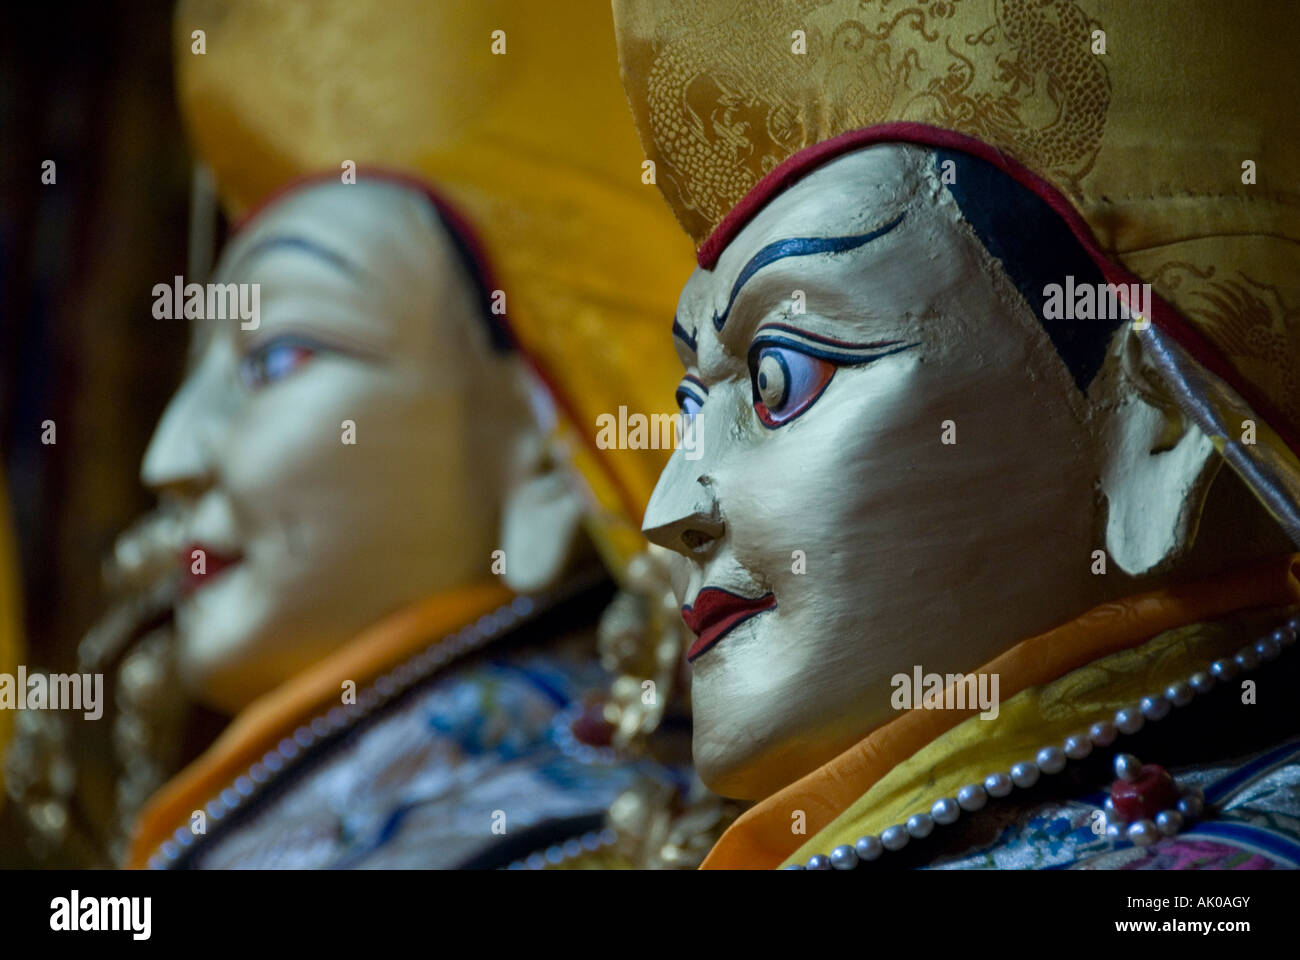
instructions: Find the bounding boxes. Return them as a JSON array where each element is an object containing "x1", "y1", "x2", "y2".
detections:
[
  {"x1": 221, "y1": 362, "x2": 453, "y2": 536},
  {"x1": 716, "y1": 359, "x2": 923, "y2": 588}
]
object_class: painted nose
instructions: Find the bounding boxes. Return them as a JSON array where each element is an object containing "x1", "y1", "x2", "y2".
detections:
[
  {"x1": 642, "y1": 451, "x2": 724, "y2": 559},
  {"x1": 140, "y1": 345, "x2": 229, "y2": 496}
]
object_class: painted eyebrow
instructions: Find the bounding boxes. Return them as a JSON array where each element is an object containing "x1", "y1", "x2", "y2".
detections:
[
  {"x1": 671, "y1": 315, "x2": 698, "y2": 355},
  {"x1": 674, "y1": 375, "x2": 708, "y2": 413},
  {"x1": 676, "y1": 373, "x2": 708, "y2": 397},
  {"x1": 712, "y1": 211, "x2": 905, "y2": 332},
  {"x1": 224, "y1": 235, "x2": 358, "y2": 280},
  {"x1": 750, "y1": 322, "x2": 919, "y2": 366}
]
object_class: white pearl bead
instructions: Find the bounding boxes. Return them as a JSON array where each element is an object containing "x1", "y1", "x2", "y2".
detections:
[
  {"x1": 1127, "y1": 820, "x2": 1159, "y2": 847},
  {"x1": 1210, "y1": 659, "x2": 1237, "y2": 680},
  {"x1": 1155, "y1": 810, "x2": 1184, "y2": 836},
  {"x1": 1177, "y1": 793, "x2": 1204, "y2": 819},
  {"x1": 1234, "y1": 648, "x2": 1259, "y2": 672},
  {"x1": 1189, "y1": 671, "x2": 1215, "y2": 694},
  {"x1": 1115, "y1": 708, "x2": 1144, "y2": 735},
  {"x1": 1089, "y1": 721, "x2": 1119, "y2": 746},
  {"x1": 1010, "y1": 762, "x2": 1040, "y2": 789},
  {"x1": 829, "y1": 844, "x2": 859, "y2": 870},
  {"x1": 1064, "y1": 735, "x2": 1092, "y2": 760},
  {"x1": 1166, "y1": 682, "x2": 1194, "y2": 707},
  {"x1": 931, "y1": 797, "x2": 960, "y2": 825},
  {"x1": 1140, "y1": 695, "x2": 1171, "y2": 721},
  {"x1": 1036, "y1": 746, "x2": 1067, "y2": 774},
  {"x1": 1114, "y1": 753, "x2": 1143, "y2": 781},
  {"x1": 906, "y1": 813, "x2": 934, "y2": 839},
  {"x1": 855, "y1": 835, "x2": 883, "y2": 861},
  {"x1": 957, "y1": 783, "x2": 987, "y2": 811},
  {"x1": 984, "y1": 772, "x2": 1013, "y2": 798},
  {"x1": 881, "y1": 825, "x2": 909, "y2": 851}
]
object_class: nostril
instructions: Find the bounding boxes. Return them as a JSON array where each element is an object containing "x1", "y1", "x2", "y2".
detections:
[{"x1": 681, "y1": 528, "x2": 714, "y2": 552}]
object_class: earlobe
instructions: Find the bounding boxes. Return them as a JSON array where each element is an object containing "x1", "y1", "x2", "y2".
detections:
[
  {"x1": 1099, "y1": 333, "x2": 1222, "y2": 575},
  {"x1": 499, "y1": 434, "x2": 586, "y2": 594}
]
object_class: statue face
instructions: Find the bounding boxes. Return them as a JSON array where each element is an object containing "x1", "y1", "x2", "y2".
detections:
[
  {"x1": 143, "y1": 180, "x2": 523, "y2": 712},
  {"x1": 642, "y1": 145, "x2": 1116, "y2": 799}
]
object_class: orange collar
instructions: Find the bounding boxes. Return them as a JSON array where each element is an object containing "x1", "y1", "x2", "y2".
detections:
[
  {"x1": 127, "y1": 579, "x2": 513, "y2": 868},
  {"x1": 701, "y1": 555, "x2": 1300, "y2": 869}
]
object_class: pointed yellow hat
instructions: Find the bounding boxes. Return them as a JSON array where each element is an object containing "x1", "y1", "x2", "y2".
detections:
[
  {"x1": 614, "y1": 0, "x2": 1300, "y2": 541},
  {"x1": 174, "y1": 0, "x2": 695, "y2": 571}
]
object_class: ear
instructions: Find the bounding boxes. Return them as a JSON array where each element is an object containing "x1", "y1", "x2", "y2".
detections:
[
  {"x1": 1098, "y1": 330, "x2": 1222, "y2": 576},
  {"x1": 499, "y1": 431, "x2": 586, "y2": 594}
]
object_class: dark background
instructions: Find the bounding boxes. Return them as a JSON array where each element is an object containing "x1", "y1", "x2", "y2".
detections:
[{"x1": 2, "y1": 0, "x2": 189, "y2": 672}]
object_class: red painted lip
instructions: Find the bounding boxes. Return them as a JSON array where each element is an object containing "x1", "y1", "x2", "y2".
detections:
[
  {"x1": 681, "y1": 588, "x2": 776, "y2": 662},
  {"x1": 179, "y1": 543, "x2": 243, "y2": 596}
]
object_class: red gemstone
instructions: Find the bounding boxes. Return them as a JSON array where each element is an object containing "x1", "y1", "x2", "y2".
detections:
[
  {"x1": 571, "y1": 700, "x2": 615, "y2": 747},
  {"x1": 1110, "y1": 764, "x2": 1178, "y2": 822}
]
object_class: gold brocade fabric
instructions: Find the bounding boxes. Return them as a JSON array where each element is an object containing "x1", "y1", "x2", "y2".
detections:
[
  {"x1": 612, "y1": 0, "x2": 1300, "y2": 486},
  {"x1": 174, "y1": 0, "x2": 695, "y2": 571}
]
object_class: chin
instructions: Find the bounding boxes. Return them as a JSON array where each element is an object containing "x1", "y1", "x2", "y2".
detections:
[
  {"x1": 689, "y1": 613, "x2": 828, "y2": 799},
  {"x1": 695, "y1": 757, "x2": 761, "y2": 801},
  {"x1": 174, "y1": 603, "x2": 274, "y2": 714},
  {"x1": 693, "y1": 671, "x2": 864, "y2": 800},
  {"x1": 693, "y1": 732, "x2": 812, "y2": 801},
  {"x1": 692, "y1": 739, "x2": 754, "y2": 800},
  {"x1": 690, "y1": 691, "x2": 802, "y2": 801}
]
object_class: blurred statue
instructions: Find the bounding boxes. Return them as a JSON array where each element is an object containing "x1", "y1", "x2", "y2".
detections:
[
  {"x1": 615, "y1": 0, "x2": 1300, "y2": 868},
  {"x1": 118, "y1": 0, "x2": 735, "y2": 869}
]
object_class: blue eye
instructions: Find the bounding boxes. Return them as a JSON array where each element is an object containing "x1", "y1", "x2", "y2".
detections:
[
  {"x1": 748, "y1": 344, "x2": 836, "y2": 427},
  {"x1": 240, "y1": 337, "x2": 320, "y2": 390},
  {"x1": 675, "y1": 377, "x2": 707, "y2": 418}
]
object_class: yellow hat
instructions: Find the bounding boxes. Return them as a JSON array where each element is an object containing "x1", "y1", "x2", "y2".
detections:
[
  {"x1": 174, "y1": 0, "x2": 695, "y2": 573},
  {"x1": 613, "y1": 0, "x2": 1300, "y2": 540}
]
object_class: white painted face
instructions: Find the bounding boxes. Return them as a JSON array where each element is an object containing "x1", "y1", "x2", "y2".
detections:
[
  {"x1": 143, "y1": 180, "x2": 528, "y2": 713},
  {"x1": 643, "y1": 144, "x2": 1124, "y2": 800}
]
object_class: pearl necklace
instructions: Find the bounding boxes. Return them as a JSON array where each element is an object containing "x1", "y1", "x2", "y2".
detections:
[
  {"x1": 789, "y1": 615, "x2": 1300, "y2": 870},
  {"x1": 507, "y1": 826, "x2": 622, "y2": 870}
]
